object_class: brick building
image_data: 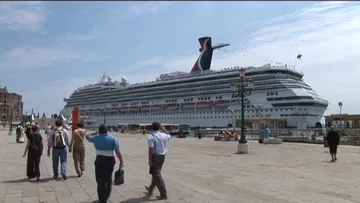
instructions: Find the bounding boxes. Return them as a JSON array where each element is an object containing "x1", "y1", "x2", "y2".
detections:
[{"x1": 0, "y1": 87, "x2": 23, "y2": 125}]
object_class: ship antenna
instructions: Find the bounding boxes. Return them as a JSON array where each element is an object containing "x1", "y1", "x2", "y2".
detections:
[{"x1": 293, "y1": 53, "x2": 302, "y2": 70}]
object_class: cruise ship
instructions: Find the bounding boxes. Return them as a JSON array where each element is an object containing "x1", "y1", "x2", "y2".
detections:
[{"x1": 62, "y1": 37, "x2": 329, "y2": 128}]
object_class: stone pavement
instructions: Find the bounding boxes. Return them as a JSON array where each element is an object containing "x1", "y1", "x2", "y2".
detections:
[{"x1": 1, "y1": 131, "x2": 360, "y2": 203}]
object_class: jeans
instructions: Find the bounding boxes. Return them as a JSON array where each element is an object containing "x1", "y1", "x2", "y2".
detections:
[
  {"x1": 52, "y1": 148, "x2": 67, "y2": 177},
  {"x1": 95, "y1": 155, "x2": 115, "y2": 203}
]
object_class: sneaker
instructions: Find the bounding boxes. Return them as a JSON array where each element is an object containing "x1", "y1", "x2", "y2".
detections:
[
  {"x1": 53, "y1": 175, "x2": 59, "y2": 179},
  {"x1": 144, "y1": 185, "x2": 152, "y2": 195},
  {"x1": 156, "y1": 195, "x2": 168, "y2": 200},
  {"x1": 61, "y1": 173, "x2": 67, "y2": 180}
]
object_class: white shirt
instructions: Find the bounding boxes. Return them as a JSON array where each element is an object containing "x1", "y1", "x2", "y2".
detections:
[{"x1": 148, "y1": 131, "x2": 170, "y2": 155}]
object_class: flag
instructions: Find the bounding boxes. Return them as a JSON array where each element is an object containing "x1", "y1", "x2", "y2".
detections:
[{"x1": 296, "y1": 53, "x2": 302, "y2": 60}]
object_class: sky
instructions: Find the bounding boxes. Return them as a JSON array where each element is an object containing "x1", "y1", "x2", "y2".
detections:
[{"x1": 0, "y1": 1, "x2": 359, "y2": 118}]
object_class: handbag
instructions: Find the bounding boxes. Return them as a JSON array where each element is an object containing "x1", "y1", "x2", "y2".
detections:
[
  {"x1": 19, "y1": 136, "x2": 25, "y2": 143},
  {"x1": 114, "y1": 168, "x2": 124, "y2": 185}
]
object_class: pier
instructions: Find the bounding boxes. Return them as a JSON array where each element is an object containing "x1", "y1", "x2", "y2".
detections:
[{"x1": 1, "y1": 130, "x2": 360, "y2": 203}]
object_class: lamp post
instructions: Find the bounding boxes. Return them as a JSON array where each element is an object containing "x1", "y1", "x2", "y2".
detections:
[
  {"x1": 8, "y1": 106, "x2": 13, "y2": 135},
  {"x1": 230, "y1": 68, "x2": 252, "y2": 154},
  {"x1": 338, "y1": 102, "x2": 343, "y2": 134}
]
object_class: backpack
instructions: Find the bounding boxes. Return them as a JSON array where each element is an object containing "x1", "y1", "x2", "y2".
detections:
[
  {"x1": 30, "y1": 133, "x2": 41, "y2": 153},
  {"x1": 53, "y1": 130, "x2": 66, "y2": 148}
]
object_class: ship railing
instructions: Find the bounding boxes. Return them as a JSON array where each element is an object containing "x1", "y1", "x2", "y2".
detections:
[{"x1": 196, "y1": 128, "x2": 360, "y2": 139}]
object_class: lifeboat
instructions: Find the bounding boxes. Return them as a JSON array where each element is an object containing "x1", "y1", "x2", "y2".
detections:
[
  {"x1": 151, "y1": 105, "x2": 162, "y2": 109},
  {"x1": 129, "y1": 106, "x2": 138, "y2": 111},
  {"x1": 165, "y1": 103, "x2": 178, "y2": 109},
  {"x1": 182, "y1": 103, "x2": 195, "y2": 108},
  {"x1": 140, "y1": 106, "x2": 150, "y2": 110},
  {"x1": 196, "y1": 102, "x2": 211, "y2": 107},
  {"x1": 214, "y1": 100, "x2": 230, "y2": 106},
  {"x1": 88, "y1": 108, "x2": 100, "y2": 112}
]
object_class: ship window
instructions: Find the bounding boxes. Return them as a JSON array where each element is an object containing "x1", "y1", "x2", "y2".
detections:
[
  {"x1": 266, "y1": 93, "x2": 269, "y2": 96},
  {"x1": 208, "y1": 97, "x2": 210, "y2": 100},
  {"x1": 270, "y1": 92, "x2": 274, "y2": 96},
  {"x1": 191, "y1": 98, "x2": 193, "y2": 101},
  {"x1": 275, "y1": 92, "x2": 278, "y2": 95}
]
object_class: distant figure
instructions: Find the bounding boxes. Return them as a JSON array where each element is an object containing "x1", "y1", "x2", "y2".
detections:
[
  {"x1": 327, "y1": 126, "x2": 340, "y2": 162},
  {"x1": 69, "y1": 122, "x2": 86, "y2": 177},
  {"x1": 145, "y1": 122, "x2": 170, "y2": 200},
  {"x1": 47, "y1": 119, "x2": 70, "y2": 180},
  {"x1": 45, "y1": 124, "x2": 52, "y2": 141},
  {"x1": 263, "y1": 125, "x2": 271, "y2": 143},
  {"x1": 16, "y1": 125, "x2": 23, "y2": 143}
]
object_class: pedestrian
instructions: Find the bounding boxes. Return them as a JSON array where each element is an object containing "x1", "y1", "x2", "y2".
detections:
[
  {"x1": 23, "y1": 125, "x2": 43, "y2": 181},
  {"x1": 16, "y1": 125, "x2": 23, "y2": 143},
  {"x1": 45, "y1": 124, "x2": 52, "y2": 141},
  {"x1": 145, "y1": 122, "x2": 170, "y2": 200},
  {"x1": 86, "y1": 124, "x2": 124, "y2": 203},
  {"x1": 47, "y1": 119, "x2": 70, "y2": 180},
  {"x1": 327, "y1": 126, "x2": 340, "y2": 162},
  {"x1": 263, "y1": 125, "x2": 271, "y2": 143},
  {"x1": 69, "y1": 122, "x2": 86, "y2": 177}
]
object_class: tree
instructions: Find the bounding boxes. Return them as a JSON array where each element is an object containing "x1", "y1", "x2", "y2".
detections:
[
  {"x1": 36, "y1": 112, "x2": 40, "y2": 118},
  {"x1": 42, "y1": 112, "x2": 46, "y2": 119}
]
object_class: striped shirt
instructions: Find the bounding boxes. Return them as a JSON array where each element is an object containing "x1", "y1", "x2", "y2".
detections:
[{"x1": 87, "y1": 133, "x2": 119, "y2": 157}]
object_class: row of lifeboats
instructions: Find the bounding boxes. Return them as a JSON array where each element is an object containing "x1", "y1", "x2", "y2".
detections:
[{"x1": 82, "y1": 100, "x2": 231, "y2": 112}]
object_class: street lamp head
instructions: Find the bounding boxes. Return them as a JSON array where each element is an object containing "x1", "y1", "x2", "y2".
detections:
[
  {"x1": 338, "y1": 102, "x2": 343, "y2": 108},
  {"x1": 239, "y1": 68, "x2": 246, "y2": 78}
]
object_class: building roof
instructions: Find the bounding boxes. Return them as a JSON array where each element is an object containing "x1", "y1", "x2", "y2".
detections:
[{"x1": 0, "y1": 88, "x2": 8, "y2": 94}]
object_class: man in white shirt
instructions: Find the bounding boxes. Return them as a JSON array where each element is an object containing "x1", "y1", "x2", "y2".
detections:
[{"x1": 145, "y1": 122, "x2": 170, "y2": 200}]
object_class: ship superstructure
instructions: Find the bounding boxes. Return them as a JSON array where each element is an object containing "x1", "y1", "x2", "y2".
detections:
[{"x1": 62, "y1": 37, "x2": 328, "y2": 128}]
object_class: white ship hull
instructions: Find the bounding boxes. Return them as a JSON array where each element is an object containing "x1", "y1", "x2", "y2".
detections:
[{"x1": 61, "y1": 37, "x2": 328, "y2": 129}]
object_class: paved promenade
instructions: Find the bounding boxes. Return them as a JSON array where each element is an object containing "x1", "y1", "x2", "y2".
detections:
[{"x1": 0, "y1": 130, "x2": 360, "y2": 203}]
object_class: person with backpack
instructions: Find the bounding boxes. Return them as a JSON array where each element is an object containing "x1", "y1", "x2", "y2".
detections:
[
  {"x1": 86, "y1": 124, "x2": 124, "y2": 203},
  {"x1": 23, "y1": 125, "x2": 43, "y2": 181},
  {"x1": 69, "y1": 122, "x2": 86, "y2": 177},
  {"x1": 47, "y1": 119, "x2": 70, "y2": 180}
]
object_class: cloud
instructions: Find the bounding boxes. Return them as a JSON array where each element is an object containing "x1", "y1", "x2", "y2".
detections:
[
  {"x1": 21, "y1": 76, "x2": 99, "y2": 115},
  {"x1": 0, "y1": 47, "x2": 111, "y2": 71},
  {"x1": 127, "y1": 2, "x2": 172, "y2": 15},
  {"x1": 59, "y1": 30, "x2": 102, "y2": 43},
  {"x1": 0, "y1": 1, "x2": 48, "y2": 32},
  {"x1": 108, "y1": 1, "x2": 360, "y2": 116}
]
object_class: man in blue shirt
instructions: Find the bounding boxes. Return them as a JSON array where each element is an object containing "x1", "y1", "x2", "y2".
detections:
[
  {"x1": 264, "y1": 125, "x2": 271, "y2": 143},
  {"x1": 86, "y1": 124, "x2": 124, "y2": 203},
  {"x1": 145, "y1": 122, "x2": 170, "y2": 200}
]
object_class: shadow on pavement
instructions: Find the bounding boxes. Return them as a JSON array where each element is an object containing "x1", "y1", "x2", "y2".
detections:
[
  {"x1": 120, "y1": 194, "x2": 157, "y2": 203},
  {"x1": 2, "y1": 177, "x2": 51, "y2": 183},
  {"x1": 2, "y1": 175, "x2": 80, "y2": 184}
]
